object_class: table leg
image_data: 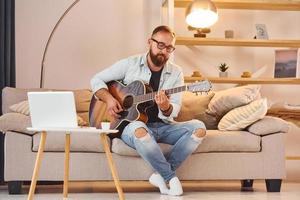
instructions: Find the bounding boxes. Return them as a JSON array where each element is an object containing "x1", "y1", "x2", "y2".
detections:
[
  {"x1": 100, "y1": 134, "x2": 125, "y2": 200},
  {"x1": 63, "y1": 133, "x2": 71, "y2": 199},
  {"x1": 27, "y1": 131, "x2": 47, "y2": 200}
]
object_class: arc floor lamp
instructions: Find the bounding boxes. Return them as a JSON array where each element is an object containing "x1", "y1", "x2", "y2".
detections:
[{"x1": 40, "y1": 0, "x2": 81, "y2": 88}]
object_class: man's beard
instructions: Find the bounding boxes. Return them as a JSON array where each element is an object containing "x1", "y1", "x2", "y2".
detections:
[{"x1": 149, "y1": 49, "x2": 168, "y2": 67}]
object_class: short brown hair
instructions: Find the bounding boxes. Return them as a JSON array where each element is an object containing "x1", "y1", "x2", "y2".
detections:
[{"x1": 151, "y1": 25, "x2": 176, "y2": 38}]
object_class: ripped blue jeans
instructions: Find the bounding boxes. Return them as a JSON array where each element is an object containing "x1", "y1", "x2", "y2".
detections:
[{"x1": 121, "y1": 120, "x2": 206, "y2": 182}]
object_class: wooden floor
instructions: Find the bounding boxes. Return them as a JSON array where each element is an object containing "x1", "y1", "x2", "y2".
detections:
[{"x1": 0, "y1": 180, "x2": 299, "y2": 200}]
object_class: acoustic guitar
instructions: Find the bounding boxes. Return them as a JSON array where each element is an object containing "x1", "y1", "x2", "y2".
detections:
[{"x1": 89, "y1": 80, "x2": 211, "y2": 138}]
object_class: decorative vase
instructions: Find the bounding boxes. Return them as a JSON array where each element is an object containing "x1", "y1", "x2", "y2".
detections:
[
  {"x1": 225, "y1": 30, "x2": 234, "y2": 38},
  {"x1": 101, "y1": 122, "x2": 111, "y2": 130},
  {"x1": 219, "y1": 71, "x2": 228, "y2": 77}
]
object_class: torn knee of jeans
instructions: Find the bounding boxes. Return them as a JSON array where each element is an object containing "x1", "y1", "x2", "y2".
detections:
[
  {"x1": 191, "y1": 128, "x2": 206, "y2": 141},
  {"x1": 134, "y1": 128, "x2": 150, "y2": 141}
]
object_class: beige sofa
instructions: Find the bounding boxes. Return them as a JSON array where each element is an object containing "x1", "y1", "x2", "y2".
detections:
[{"x1": 0, "y1": 87, "x2": 289, "y2": 194}]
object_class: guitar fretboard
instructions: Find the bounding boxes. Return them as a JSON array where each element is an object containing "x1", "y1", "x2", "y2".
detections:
[{"x1": 133, "y1": 85, "x2": 187, "y2": 104}]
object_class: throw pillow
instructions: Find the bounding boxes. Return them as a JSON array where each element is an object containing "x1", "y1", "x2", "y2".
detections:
[
  {"x1": 73, "y1": 89, "x2": 92, "y2": 112},
  {"x1": 247, "y1": 116, "x2": 290, "y2": 135},
  {"x1": 9, "y1": 100, "x2": 30, "y2": 115},
  {"x1": 218, "y1": 98, "x2": 268, "y2": 131},
  {"x1": 207, "y1": 85, "x2": 261, "y2": 120},
  {"x1": 0, "y1": 113, "x2": 34, "y2": 135},
  {"x1": 175, "y1": 91, "x2": 214, "y2": 122}
]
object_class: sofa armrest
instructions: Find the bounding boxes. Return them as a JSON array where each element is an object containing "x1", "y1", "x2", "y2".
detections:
[
  {"x1": 0, "y1": 113, "x2": 35, "y2": 135},
  {"x1": 247, "y1": 116, "x2": 290, "y2": 136}
]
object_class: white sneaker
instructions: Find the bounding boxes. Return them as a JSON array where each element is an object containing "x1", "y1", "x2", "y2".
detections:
[
  {"x1": 149, "y1": 173, "x2": 169, "y2": 195},
  {"x1": 167, "y1": 177, "x2": 183, "y2": 196}
]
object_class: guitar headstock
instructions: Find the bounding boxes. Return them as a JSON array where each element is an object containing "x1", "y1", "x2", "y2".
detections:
[{"x1": 187, "y1": 80, "x2": 212, "y2": 94}]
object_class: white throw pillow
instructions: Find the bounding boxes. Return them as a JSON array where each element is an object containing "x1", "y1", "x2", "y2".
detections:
[
  {"x1": 207, "y1": 85, "x2": 261, "y2": 119},
  {"x1": 218, "y1": 98, "x2": 268, "y2": 131},
  {"x1": 9, "y1": 100, "x2": 30, "y2": 115}
]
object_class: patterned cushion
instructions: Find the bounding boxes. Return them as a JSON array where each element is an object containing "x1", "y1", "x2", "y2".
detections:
[
  {"x1": 218, "y1": 98, "x2": 268, "y2": 131},
  {"x1": 207, "y1": 85, "x2": 261, "y2": 120},
  {"x1": 9, "y1": 100, "x2": 30, "y2": 115}
]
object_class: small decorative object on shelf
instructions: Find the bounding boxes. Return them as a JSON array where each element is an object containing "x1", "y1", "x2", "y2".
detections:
[
  {"x1": 255, "y1": 24, "x2": 269, "y2": 39},
  {"x1": 101, "y1": 118, "x2": 111, "y2": 130},
  {"x1": 241, "y1": 71, "x2": 252, "y2": 78},
  {"x1": 218, "y1": 63, "x2": 229, "y2": 77},
  {"x1": 188, "y1": 26, "x2": 211, "y2": 38},
  {"x1": 225, "y1": 30, "x2": 234, "y2": 38},
  {"x1": 191, "y1": 70, "x2": 202, "y2": 77}
]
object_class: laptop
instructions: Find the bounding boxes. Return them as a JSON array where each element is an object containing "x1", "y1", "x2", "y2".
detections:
[{"x1": 27, "y1": 91, "x2": 78, "y2": 129}]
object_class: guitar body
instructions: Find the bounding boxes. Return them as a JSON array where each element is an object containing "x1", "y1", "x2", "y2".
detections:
[
  {"x1": 89, "y1": 79, "x2": 211, "y2": 138},
  {"x1": 89, "y1": 80, "x2": 153, "y2": 138}
]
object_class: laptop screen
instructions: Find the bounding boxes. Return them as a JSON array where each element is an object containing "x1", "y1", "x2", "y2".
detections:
[{"x1": 27, "y1": 91, "x2": 78, "y2": 128}]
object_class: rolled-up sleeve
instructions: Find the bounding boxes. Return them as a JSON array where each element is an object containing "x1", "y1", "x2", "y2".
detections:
[
  {"x1": 90, "y1": 59, "x2": 129, "y2": 94},
  {"x1": 158, "y1": 70, "x2": 184, "y2": 122}
]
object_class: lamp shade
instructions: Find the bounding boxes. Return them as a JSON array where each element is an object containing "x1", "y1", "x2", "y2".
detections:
[{"x1": 185, "y1": 0, "x2": 218, "y2": 28}]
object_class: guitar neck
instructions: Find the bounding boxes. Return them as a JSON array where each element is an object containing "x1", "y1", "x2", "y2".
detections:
[{"x1": 134, "y1": 85, "x2": 187, "y2": 104}]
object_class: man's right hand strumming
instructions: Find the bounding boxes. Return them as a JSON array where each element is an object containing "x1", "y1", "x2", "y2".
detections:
[{"x1": 95, "y1": 89, "x2": 123, "y2": 118}]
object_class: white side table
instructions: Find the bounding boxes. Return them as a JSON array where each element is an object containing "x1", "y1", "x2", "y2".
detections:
[{"x1": 26, "y1": 127, "x2": 124, "y2": 200}]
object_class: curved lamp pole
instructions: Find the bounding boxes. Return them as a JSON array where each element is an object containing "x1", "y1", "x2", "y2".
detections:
[{"x1": 40, "y1": 0, "x2": 81, "y2": 88}]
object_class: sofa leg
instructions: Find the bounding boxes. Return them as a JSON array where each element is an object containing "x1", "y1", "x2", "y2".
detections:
[
  {"x1": 265, "y1": 179, "x2": 282, "y2": 192},
  {"x1": 241, "y1": 179, "x2": 254, "y2": 191},
  {"x1": 8, "y1": 181, "x2": 23, "y2": 194}
]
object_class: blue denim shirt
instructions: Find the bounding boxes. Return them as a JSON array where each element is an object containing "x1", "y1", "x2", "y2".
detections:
[{"x1": 90, "y1": 53, "x2": 184, "y2": 122}]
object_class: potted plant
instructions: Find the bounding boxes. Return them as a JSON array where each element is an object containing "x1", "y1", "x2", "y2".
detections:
[
  {"x1": 101, "y1": 118, "x2": 111, "y2": 130},
  {"x1": 218, "y1": 63, "x2": 229, "y2": 77}
]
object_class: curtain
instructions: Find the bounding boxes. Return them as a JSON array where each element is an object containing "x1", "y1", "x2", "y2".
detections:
[
  {"x1": 0, "y1": 0, "x2": 15, "y2": 183},
  {"x1": 0, "y1": 0, "x2": 15, "y2": 115}
]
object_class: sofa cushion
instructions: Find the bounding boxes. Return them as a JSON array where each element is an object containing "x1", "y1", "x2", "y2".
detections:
[
  {"x1": 112, "y1": 130, "x2": 261, "y2": 157},
  {"x1": 73, "y1": 89, "x2": 92, "y2": 113},
  {"x1": 73, "y1": 89, "x2": 92, "y2": 123},
  {"x1": 0, "y1": 113, "x2": 34, "y2": 135},
  {"x1": 9, "y1": 100, "x2": 30, "y2": 115},
  {"x1": 32, "y1": 131, "x2": 109, "y2": 152},
  {"x1": 175, "y1": 91, "x2": 214, "y2": 122},
  {"x1": 207, "y1": 85, "x2": 261, "y2": 120},
  {"x1": 218, "y1": 98, "x2": 268, "y2": 131},
  {"x1": 174, "y1": 91, "x2": 218, "y2": 130},
  {"x1": 112, "y1": 138, "x2": 172, "y2": 156},
  {"x1": 247, "y1": 116, "x2": 290, "y2": 135}
]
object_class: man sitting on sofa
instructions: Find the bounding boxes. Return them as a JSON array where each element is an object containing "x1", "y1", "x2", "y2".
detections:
[{"x1": 90, "y1": 25, "x2": 206, "y2": 196}]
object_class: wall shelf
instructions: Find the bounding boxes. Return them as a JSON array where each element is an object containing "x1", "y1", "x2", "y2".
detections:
[
  {"x1": 184, "y1": 77, "x2": 300, "y2": 84},
  {"x1": 174, "y1": 0, "x2": 300, "y2": 11},
  {"x1": 176, "y1": 37, "x2": 300, "y2": 48}
]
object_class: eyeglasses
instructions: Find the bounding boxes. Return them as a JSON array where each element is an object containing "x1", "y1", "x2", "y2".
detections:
[{"x1": 151, "y1": 38, "x2": 175, "y2": 53}]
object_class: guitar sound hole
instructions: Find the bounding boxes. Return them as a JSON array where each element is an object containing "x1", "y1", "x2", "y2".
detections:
[{"x1": 123, "y1": 95, "x2": 134, "y2": 109}]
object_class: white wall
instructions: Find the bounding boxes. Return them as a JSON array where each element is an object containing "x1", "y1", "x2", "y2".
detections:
[{"x1": 15, "y1": 0, "x2": 161, "y2": 89}]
